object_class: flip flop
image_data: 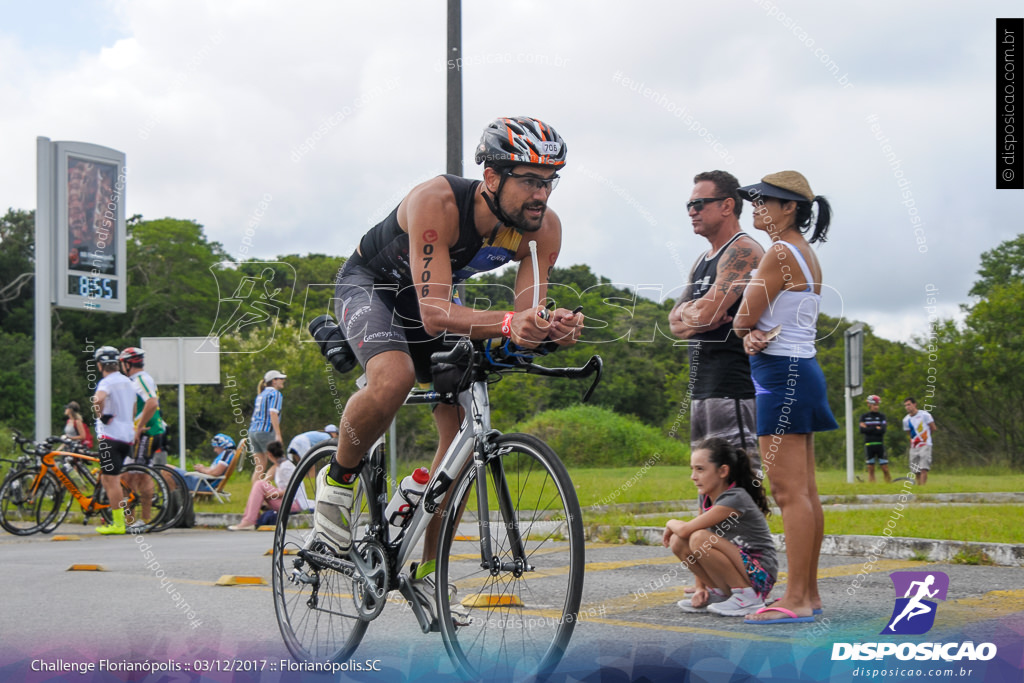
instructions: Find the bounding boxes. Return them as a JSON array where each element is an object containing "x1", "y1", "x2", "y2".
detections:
[
  {"x1": 767, "y1": 598, "x2": 822, "y2": 616},
  {"x1": 744, "y1": 606, "x2": 815, "y2": 624}
]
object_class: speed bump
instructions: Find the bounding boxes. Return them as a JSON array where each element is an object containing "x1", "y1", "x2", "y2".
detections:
[
  {"x1": 257, "y1": 525, "x2": 275, "y2": 532},
  {"x1": 67, "y1": 564, "x2": 106, "y2": 571},
  {"x1": 215, "y1": 575, "x2": 267, "y2": 586},
  {"x1": 264, "y1": 548, "x2": 297, "y2": 556},
  {"x1": 52, "y1": 535, "x2": 81, "y2": 541},
  {"x1": 461, "y1": 594, "x2": 524, "y2": 608}
]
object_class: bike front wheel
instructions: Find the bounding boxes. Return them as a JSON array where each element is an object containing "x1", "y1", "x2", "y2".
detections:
[
  {"x1": 436, "y1": 433, "x2": 585, "y2": 681},
  {"x1": 0, "y1": 468, "x2": 56, "y2": 536},
  {"x1": 38, "y1": 475, "x2": 72, "y2": 533},
  {"x1": 272, "y1": 440, "x2": 372, "y2": 664}
]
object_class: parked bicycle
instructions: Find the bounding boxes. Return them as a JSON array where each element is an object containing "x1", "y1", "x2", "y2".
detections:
[
  {"x1": 272, "y1": 337, "x2": 602, "y2": 681},
  {"x1": 0, "y1": 432, "x2": 170, "y2": 535}
]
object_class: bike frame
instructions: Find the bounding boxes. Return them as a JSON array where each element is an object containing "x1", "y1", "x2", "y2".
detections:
[
  {"x1": 334, "y1": 377, "x2": 522, "y2": 634},
  {"x1": 32, "y1": 450, "x2": 108, "y2": 513},
  {"x1": 396, "y1": 379, "x2": 511, "y2": 569}
]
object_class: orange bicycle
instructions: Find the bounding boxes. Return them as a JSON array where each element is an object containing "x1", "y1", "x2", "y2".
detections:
[{"x1": 0, "y1": 432, "x2": 169, "y2": 535}]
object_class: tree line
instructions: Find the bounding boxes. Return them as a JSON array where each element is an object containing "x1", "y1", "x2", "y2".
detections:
[{"x1": 1, "y1": 208, "x2": 1020, "y2": 469}]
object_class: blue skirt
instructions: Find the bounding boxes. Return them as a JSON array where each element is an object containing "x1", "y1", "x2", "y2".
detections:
[{"x1": 751, "y1": 354, "x2": 839, "y2": 436}]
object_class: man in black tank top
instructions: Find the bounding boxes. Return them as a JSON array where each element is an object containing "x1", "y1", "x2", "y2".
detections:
[
  {"x1": 314, "y1": 118, "x2": 584, "y2": 608},
  {"x1": 669, "y1": 171, "x2": 765, "y2": 466}
]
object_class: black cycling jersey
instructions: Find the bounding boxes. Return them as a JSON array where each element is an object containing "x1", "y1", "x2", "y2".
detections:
[
  {"x1": 859, "y1": 411, "x2": 887, "y2": 443},
  {"x1": 684, "y1": 233, "x2": 755, "y2": 400},
  {"x1": 348, "y1": 174, "x2": 522, "y2": 289}
]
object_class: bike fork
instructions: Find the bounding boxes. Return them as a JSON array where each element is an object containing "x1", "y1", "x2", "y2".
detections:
[{"x1": 474, "y1": 447, "x2": 532, "y2": 575}]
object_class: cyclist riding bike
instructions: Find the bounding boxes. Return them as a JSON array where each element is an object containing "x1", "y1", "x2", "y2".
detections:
[{"x1": 314, "y1": 116, "x2": 584, "y2": 617}]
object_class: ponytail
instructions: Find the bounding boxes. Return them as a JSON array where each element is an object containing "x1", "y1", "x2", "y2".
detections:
[
  {"x1": 795, "y1": 195, "x2": 832, "y2": 244},
  {"x1": 696, "y1": 437, "x2": 771, "y2": 517},
  {"x1": 257, "y1": 379, "x2": 266, "y2": 394}
]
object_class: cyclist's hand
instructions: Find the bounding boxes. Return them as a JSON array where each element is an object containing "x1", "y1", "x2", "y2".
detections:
[
  {"x1": 547, "y1": 308, "x2": 584, "y2": 346},
  {"x1": 510, "y1": 306, "x2": 551, "y2": 348}
]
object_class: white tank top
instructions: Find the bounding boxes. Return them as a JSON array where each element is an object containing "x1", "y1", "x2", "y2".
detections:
[{"x1": 755, "y1": 241, "x2": 820, "y2": 358}]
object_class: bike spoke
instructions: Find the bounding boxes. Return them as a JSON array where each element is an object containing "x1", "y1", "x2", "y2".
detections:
[{"x1": 437, "y1": 434, "x2": 584, "y2": 681}]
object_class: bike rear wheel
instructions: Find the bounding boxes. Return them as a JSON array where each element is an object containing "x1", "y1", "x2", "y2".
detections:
[
  {"x1": 98, "y1": 464, "x2": 170, "y2": 529},
  {"x1": 148, "y1": 465, "x2": 187, "y2": 532},
  {"x1": 436, "y1": 433, "x2": 585, "y2": 681},
  {"x1": 272, "y1": 440, "x2": 372, "y2": 664},
  {"x1": 0, "y1": 468, "x2": 56, "y2": 535}
]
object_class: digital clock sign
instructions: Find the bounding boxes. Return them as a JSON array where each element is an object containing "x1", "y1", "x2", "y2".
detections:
[
  {"x1": 49, "y1": 141, "x2": 127, "y2": 313},
  {"x1": 68, "y1": 275, "x2": 118, "y2": 301}
]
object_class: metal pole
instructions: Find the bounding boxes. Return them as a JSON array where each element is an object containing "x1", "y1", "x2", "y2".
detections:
[
  {"x1": 845, "y1": 386, "x2": 855, "y2": 483},
  {"x1": 446, "y1": 0, "x2": 462, "y2": 176},
  {"x1": 34, "y1": 137, "x2": 53, "y2": 442},
  {"x1": 178, "y1": 338, "x2": 186, "y2": 469}
]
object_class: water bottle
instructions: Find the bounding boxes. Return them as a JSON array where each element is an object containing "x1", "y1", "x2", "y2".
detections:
[{"x1": 385, "y1": 467, "x2": 430, "y2": 540}]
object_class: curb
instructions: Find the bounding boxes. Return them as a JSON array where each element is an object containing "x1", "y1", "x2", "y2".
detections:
[
  {"x1": 194, "y1": 512, "x2": 310, "y2": 529},
  {"x1": 599, "y1": 526, "x2": 1024, "y2": 568},
  {"x1": 585, "y1": 491, "x2": 1024, "y2": 515},
  {"x1": 195, "y1": 513, "x2": 245, "y2": 528}
]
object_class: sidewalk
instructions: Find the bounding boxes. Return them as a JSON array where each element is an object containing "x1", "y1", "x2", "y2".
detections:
[{"x1": 583, "y1": 493, "x2": 1024, "y2": 567}]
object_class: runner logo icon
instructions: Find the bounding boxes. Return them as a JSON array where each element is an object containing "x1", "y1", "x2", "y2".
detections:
[{"x1": 881, "y1": 570, "x2": 949, "y2": 635}]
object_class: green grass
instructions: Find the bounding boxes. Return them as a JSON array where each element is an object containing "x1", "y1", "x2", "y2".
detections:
[
  {"x1": 190, "y1": 463, "x2": 1024, "y2": 545},
  {"x1": 607, "y1": 505, "x2": 1024, "y2": 546},
  {"x1": 194, "y1": 465, "x2": 1024, "y2": 513}
]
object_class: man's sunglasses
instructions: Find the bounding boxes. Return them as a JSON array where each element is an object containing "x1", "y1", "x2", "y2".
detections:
[
  {"x1": 686, "y1": 197, "x2": 729, "y2": 212},
  {"x1": 506, "y1": 170, "x2": 560, "y2": 192}
]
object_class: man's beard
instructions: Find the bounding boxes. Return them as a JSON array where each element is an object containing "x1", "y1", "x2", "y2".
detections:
[{"x1": 502, "y1": 199, "x2": 546, "y2": 232}]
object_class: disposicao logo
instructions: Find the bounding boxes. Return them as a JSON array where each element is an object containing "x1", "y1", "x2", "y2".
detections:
[
  {"x1": 882, "y1": 570, "x2": 948, "y2": 635},
  {"x1": 831, "y1": 570, "x2": 997, "y2": 662}
]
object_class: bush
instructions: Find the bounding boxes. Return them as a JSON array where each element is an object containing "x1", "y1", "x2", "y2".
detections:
[{"x1": 515, "y1": 405, "x2": 689, "y2": 468}]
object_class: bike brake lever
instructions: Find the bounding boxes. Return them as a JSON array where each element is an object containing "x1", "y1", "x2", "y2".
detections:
[{"x1": 581, "y1": 356, "x2": 603, "y2": 404}]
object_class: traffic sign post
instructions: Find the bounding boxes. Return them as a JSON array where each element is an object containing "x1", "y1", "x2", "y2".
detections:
[
  {"x1": 141, "y1": 337, "x2": 221, "y2": 468},
  {"x1": 844, "y1": 323, "x2": 865, "y2": 483}
]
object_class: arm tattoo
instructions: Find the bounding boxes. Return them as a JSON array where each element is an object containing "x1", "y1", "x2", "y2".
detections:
[{"x1": 420, "y1": 243, "x2": 434, "y2": 298}]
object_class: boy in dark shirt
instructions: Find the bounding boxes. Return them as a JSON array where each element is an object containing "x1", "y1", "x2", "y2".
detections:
[{"x1": 859, "y1": 395, "x2": 890, "y2": 483}]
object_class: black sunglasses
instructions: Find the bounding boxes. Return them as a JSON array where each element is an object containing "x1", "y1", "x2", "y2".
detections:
[
  {"x1": 686, "y1": 197, "x2": 729, "y2": 212},
  {"x1": 505, "y1": 170, "x2": 560, "y2": 192}
]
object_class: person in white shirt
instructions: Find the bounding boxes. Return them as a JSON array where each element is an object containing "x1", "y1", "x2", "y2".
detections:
[
  {"x1": 91, "y1": 346, "x2": 138, "y2": 535},
  {"x1": 903, "y1": 397, "x2": 937, "y2": 485}
]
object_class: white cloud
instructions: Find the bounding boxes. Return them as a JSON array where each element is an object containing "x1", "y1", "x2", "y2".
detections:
[{"x1": 0, "y1": 0, "x2": 1020, "y2": 344}]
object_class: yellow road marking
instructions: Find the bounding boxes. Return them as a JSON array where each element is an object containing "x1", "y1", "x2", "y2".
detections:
[{"x1": 945, "y1": 589, "x2": 1024, "y2": 619}]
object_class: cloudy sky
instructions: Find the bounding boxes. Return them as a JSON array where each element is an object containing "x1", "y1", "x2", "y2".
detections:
[{"x1": 1, "y1": 1, "x2": 1020, "y2": 343}]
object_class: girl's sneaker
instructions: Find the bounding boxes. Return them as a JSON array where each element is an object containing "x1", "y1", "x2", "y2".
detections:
[
  {"x1": 707, "y1": 587, "x2": 765, "y2": 616},
  {"x1": 676, "y1": 589, "x2": 727, "y2": 613}
]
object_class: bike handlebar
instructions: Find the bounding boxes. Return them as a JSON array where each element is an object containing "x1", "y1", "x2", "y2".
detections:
[
  {"x1": 429, "y1": 338, "x2": 603, "y2": 403},
  {"x1": 11, "y1": 430, "x2": 94, "y2": 456}
]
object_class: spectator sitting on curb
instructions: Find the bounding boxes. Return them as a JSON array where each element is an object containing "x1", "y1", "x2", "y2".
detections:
[{"x1": 228, "y1": 441, "x2": 310, "y2": 530}]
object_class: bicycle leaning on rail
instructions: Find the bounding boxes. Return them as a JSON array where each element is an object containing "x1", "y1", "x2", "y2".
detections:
[
  {"x1": 272, "y1": 335, "x2": 602, "y2": 681},
  {"x1": 0, "y1": 432, "x2": 171, "y2": 535}
]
